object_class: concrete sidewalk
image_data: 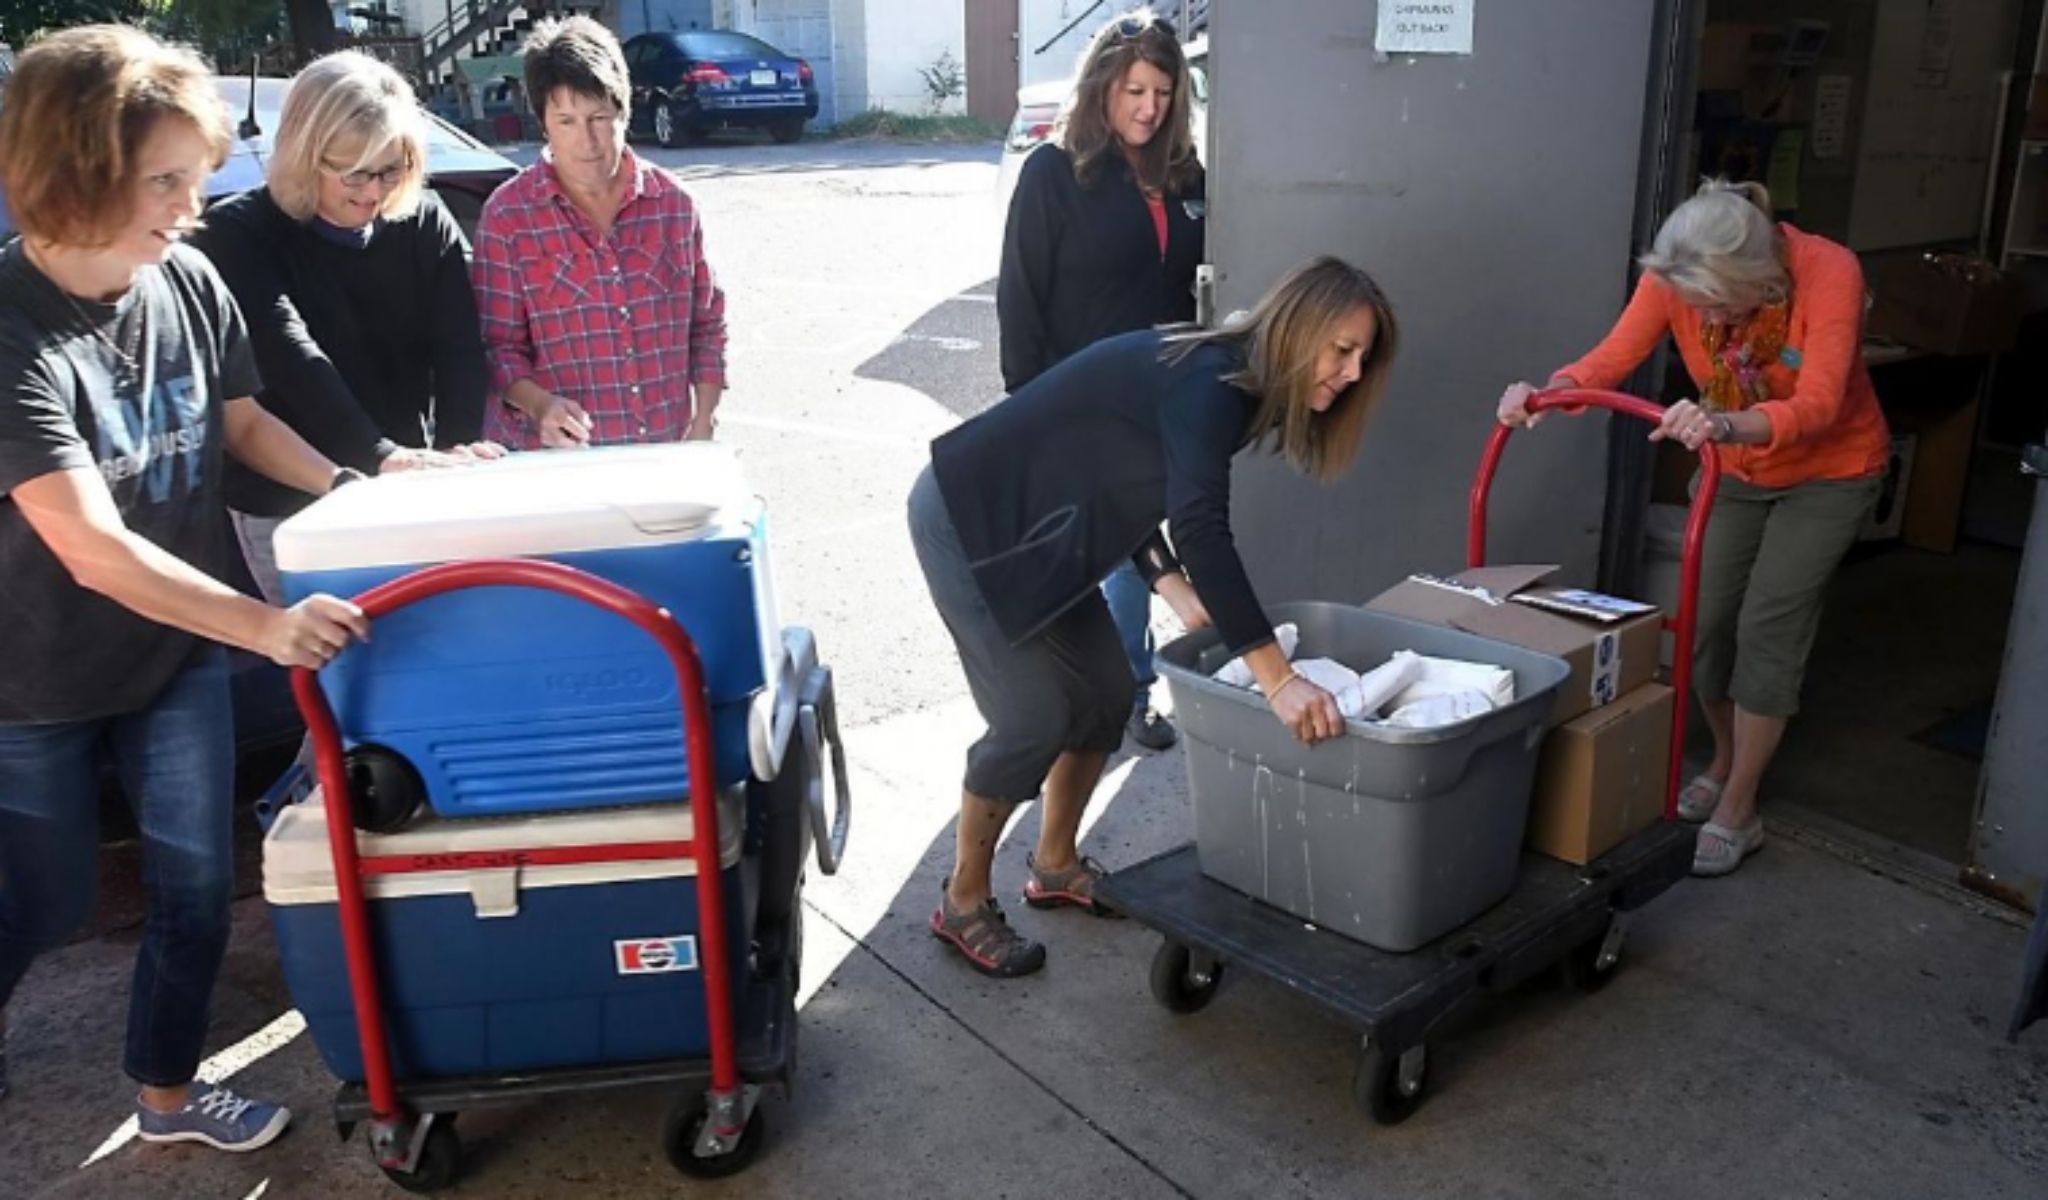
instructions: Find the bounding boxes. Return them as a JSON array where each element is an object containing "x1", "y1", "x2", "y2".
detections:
[{"x1": 2, "y1": 700, "x2": 2044, "y2": 1198}]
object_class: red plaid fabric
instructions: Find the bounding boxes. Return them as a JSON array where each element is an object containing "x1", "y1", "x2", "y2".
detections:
[{"x1": 471, "y1": 150, "x2": 727, "y2": 449}]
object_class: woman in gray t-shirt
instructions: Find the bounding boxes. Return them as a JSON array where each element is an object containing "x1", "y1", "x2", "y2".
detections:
[{"x1": 0, "y1": 27, "x2": 368, "y2": 1151}]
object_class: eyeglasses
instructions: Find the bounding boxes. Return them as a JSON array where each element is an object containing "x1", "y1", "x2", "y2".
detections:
[
  {"x1": 320, "y1": 158, "x2": 412, "y2": 190},
  {"x1": 1109, "y1": 15, "x2": 1176, "y2": 42}
]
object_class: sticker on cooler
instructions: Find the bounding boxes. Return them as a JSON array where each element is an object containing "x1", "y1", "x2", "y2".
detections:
[
  {"x1": 1590, "y1": 630, "x2": 1620, "y2": 707},
  {"x1": 615, "y1": 935, "x2": 700, "y2": 975}
]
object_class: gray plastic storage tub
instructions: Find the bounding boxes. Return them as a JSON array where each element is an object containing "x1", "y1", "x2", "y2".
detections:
[{"x1": 1156, "y1": 603, "x2": 1571, "y2": 952}]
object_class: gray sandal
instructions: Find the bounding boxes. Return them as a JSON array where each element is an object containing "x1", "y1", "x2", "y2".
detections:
[
  {"x1": 931, "y1": 885, "x2": 1046, "y2": 977},
  {"x1": 1692, "y1": 819, "x2": 1764, "y2": 877},
  {"x1": 1676, "y1": 774, "x2": 1725, "y2": 823},
  {"x1": 1023, "y1": 853, "x2": 1122, "y2": 918}
]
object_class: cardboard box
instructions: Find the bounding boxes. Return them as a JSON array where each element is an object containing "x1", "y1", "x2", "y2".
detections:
[
  {"x1": 1857, "y1": 432, "x2": 1918, "y2": 542},
  {"x1": 1526, "y1": 684, "x2": 1675, "y2": 866},
  {"x1": 1367, "y1": 565, "x2": 1663, "y2": 728},
  {"x1": 1864, "y1": 254, "x2": 2024, "y2": 357}
]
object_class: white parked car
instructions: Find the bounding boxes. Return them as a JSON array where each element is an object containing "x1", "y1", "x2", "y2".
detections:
[{"x1": 994, "y1": 35, "x2": 1208, "y2": 219}]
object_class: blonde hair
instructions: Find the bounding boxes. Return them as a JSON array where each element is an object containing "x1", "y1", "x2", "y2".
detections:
[
  {"x1": 1639, "y1": 178, "x2": 1788, "y2": 312},
  {"x1": 1162, "y1": 256, "x2": 1400, "y2": 483},
  {"x1": 268, "y1": 51, "x2": 428, "y2": 222},
  {"x1": 1056, "y1": 7, "x2": 1199, "y2": 194},
  {"x1": 0, "y1": 25, "x2": 229, "y2": 247}
]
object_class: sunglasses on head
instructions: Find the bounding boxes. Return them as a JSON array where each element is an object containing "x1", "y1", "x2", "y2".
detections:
[{"x1": 1110, "y1": 15, "x2": 1176, "y2": 42}]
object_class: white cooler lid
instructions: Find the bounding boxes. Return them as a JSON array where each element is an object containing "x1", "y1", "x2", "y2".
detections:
[
  {"x1": 263, "y1": 785, "x2": 746, "y2": 909},
  {"x1": 275, "y1": 443, "x2": 755, "y2": 572}
]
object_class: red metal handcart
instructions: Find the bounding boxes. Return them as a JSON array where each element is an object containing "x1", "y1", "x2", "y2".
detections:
[
  {"x1": 1097, "y1": 388, "x2": 1720, "y2": 1122},
  {"x1": 286, "y1": 557, "x2": 848, "y2": 1190}
]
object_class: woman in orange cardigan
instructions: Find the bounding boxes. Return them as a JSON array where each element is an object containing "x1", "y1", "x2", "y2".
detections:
[{"x1": 1498, "y1": 179, "x2": 1890, "y2": 878}]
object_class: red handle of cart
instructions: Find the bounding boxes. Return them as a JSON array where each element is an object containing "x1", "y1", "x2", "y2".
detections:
[
  {"x1": 288, "y1": 558, "x2": 742, "y2": 1131},
  {"x1": 1466, "y1": 388, "x2": 1722, "y2": 821}
]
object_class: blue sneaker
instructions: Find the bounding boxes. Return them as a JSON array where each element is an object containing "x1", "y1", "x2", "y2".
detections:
[{"x1": 135, "y1": 1083, "x2": 291, "y2": 1152}]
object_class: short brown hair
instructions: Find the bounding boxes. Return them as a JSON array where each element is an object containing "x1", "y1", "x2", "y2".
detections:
[
  {"x1": 523, "y1": 15, "x2": 630, "y2": 124},
  {"x1": 1163, "y1": 256, "x2": 1400, "y2": 483},
  {"x1": 1057, "y1": 7, "x2": 1198, "y2": 194},
  {"x1": 0, "y1": 25, "x2": 230, "y2": 246}
]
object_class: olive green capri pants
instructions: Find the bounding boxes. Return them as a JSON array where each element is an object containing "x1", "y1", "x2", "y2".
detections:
[{"x1": 1690, "y1": 473, "x2": 1881, "y2": 719}]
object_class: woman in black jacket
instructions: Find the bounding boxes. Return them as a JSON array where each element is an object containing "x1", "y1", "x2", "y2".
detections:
[
  {"x1": 193, "y1": 51, "x2": 498, "y2": 601},
  {"x1": 997, "y1": 9, "x2": 1205, "y2": 752},
  {"x1": 914, "y1": 256, "x2": 1399, "y2": 977}
]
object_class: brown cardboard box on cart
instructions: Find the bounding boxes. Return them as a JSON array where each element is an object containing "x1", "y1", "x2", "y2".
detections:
[
  {"x1": 1367, "y1": 565, "x2": 1663, "y2": 728},
  {"x1": 1526, "y1": 684, "x2": 1675, "y2": 865}
]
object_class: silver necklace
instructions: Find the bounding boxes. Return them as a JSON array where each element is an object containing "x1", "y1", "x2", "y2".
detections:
[{"x1": 24, "y1": 244, "x2": 147, "y2": 391}]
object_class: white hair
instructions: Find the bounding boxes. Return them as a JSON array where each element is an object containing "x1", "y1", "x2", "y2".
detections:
[{"x1": 1639, "y1": 178, "x2": 1788, "y2": 312}]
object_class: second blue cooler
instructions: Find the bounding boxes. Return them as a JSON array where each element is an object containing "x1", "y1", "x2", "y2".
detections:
[{"x1": 274, "y1": 444, "x2": 781, "y2": 821}]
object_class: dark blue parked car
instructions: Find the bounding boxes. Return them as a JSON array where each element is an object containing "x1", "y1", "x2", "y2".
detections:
[{"x1": 623, "y1": 29, "x2": 819, "y2": 148}]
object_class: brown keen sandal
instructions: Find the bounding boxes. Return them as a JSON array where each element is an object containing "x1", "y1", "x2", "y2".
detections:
[
  {"x1": 931, "y1": 886, "x2": 1046, "y2": 978},
  {"x1": 1022, "y1": 853, "x2": 1122, "y2": 918}
]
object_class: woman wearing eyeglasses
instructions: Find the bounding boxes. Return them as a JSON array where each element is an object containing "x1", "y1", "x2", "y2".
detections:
[
  {"x1": 192, "y1": 50, "x2": 499, "y2": 602},
  {"x1": 997, "y1": 7, "x2": 1205, "y2": 755}
]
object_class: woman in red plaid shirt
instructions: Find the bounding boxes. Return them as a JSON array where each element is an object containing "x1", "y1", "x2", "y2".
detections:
[{"x1": 471, "y1": 16, "x2": 728, "y2": 449}]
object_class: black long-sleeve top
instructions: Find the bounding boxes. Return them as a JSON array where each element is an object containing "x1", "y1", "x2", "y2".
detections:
[
  {"x1": 997, "y1": 144, "x2": 1206, "y2": 392},
  {"x1": 931, "y1": 329, "x2": 1275, "y2": 656},
  {"x1": 191, "y1": 187, "x2": 488, "y2": 517}
]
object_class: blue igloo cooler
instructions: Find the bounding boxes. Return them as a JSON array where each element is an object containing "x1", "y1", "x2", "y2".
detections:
[
  {"x1": 263, "y1": 783, "x2": 747, "y2": 1082},
  {"x1": 274, "y1": 444, "x2": 782, "y2": 822}
]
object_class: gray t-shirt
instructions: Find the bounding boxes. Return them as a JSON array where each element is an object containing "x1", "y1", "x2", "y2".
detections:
[{"x1": 0, "y1": 241, "x2": 261, "y2": 724}]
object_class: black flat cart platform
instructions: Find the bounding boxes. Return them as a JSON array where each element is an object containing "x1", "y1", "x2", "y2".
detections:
[
  {"x1": 1100, "y1": 388, "x2": 1720, "y2": 1125},
  {"x1": 1097, "y1": 821, "x2": 1694, "y2": 1123}
]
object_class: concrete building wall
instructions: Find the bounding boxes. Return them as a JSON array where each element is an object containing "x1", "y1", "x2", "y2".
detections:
[{"x1": 860, "y1": 0, "x2": 966, "y2": 115}]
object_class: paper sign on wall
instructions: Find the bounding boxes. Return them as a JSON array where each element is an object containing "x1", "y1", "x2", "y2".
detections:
[
  {"x1": 1376, "y1": 1, "x2": 1475, "y2": 56},
  {"x1": 1813, "y1": 75, "x2": 1852, "y2": 159}
]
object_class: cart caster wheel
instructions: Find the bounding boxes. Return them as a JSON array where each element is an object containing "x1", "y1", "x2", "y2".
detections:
[
  {"x1": 346, "y1": 746, "x2": 425, "y2": 834},
  {"x1": 1149, "y1": 939, "x2": 1224, "y2": 1014},
  {"x1": 664, "y1": 1097, "x2": 766, "y2": 1179},
  {"x1": 1562, "y1": 915, "x2": 1626, "y2": 994},
  {"x1": 1355, "y1": 1042, "x2": 1429, "y2": 1125},
  {"x1": 377, "y1": 1118, "x2": 462, "y2": 1194}
]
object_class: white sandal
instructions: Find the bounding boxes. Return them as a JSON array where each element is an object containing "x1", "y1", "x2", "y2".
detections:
[
  {"x1": 1676, "y1": 774, "x2": 1725, "y2": 823},
  {"x1": 1692, "y1": 819, "x2": 1764, "y2": 877}
]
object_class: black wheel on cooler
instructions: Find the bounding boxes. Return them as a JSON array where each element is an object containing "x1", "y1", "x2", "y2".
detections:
[
  {"x1": 345, "y1": 746, "x2": 425, "y2": 833},
  {"x1": 1354, "y1": 1042, "x2": 1430, "y2": 1125},
  {"x1": 1148, "y1": 938, "x2": 1223, "y2": 1014},
  {"x1": 378, "y1": 1117, "x2": 462, "y2": 1193},
  {"x1": 664, "y1": 1095, "x2": 766, "y2": 1179}
]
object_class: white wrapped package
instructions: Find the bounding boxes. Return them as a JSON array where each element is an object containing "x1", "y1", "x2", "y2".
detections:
[
  {"x1": 1385, "y1": 652, "x2": 1515, "y2": 711},
  {"x1": 1351, "y1": 653, "x2": 1425, "y2": 719},
  {"x1": 1384, "y1": 690, "x2": 1496, "y2": 729},
  {"x1": 1212, "y1": 622, "x2": 1300, "y2": 689},
  {"x1": 1287, "y1": 657, "x2": 1371, "y2": 719}
]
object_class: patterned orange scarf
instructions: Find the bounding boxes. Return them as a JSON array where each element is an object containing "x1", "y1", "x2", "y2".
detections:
[{"x1": 1698, "y1": 299, "x2": 1789, "y2": 413}]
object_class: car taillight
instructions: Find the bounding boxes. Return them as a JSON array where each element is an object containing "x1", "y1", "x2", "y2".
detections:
[
  {"x1": 797, "y1": 60, "x2": 814, "y2": 83},
  {"x1": 1005, "y1": 116, "x2": 1056, "y2": 153},
  {"x1": 685, "y1": 63, "x2": 729, "y2": 85}
]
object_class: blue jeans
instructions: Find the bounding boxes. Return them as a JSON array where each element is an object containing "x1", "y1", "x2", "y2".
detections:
[
  {"x1": 1101, "y1": 561, "x2": 1156, "y2": 710},
  {"x1": 0, "y1": 648, "x2": 235, "y2": 1088}
]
